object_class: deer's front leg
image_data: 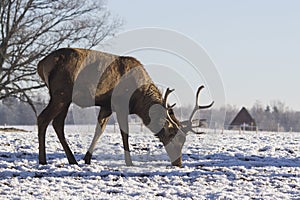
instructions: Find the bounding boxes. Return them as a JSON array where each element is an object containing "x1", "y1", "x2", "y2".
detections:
[
  {"x1": 84, "y1": 108, "x2": 111, "y2": 164},
  {"x1": 117, "y1": 113, "x2": 133, "y2": 166},
  {"x1": 121, "y1": 129, "x2": 133, "y2": 166}
]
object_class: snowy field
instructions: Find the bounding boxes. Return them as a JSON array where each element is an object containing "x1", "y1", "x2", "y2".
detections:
[{"x1": 0, "y1": 125, "x2": 299, "y2": 199}]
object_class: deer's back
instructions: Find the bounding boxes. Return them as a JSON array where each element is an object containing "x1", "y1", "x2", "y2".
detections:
[{"x1": 37, "y1": 48, "x2": 153, "y2": 108}]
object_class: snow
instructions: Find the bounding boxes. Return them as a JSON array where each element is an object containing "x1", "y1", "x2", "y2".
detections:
[{"x1": 0, "y1": 125, "x2": 299, "y2": 199}]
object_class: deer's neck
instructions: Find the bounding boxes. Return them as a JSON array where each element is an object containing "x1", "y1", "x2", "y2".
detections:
[{"x1": 132, "y1": 84, "x2": 165, "y2": 133}]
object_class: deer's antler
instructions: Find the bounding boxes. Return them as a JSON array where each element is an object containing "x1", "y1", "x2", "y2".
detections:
[
  {"x1": 163, "y1": 88, "x2": 175, "y2": 108},
  {"x1": 163, "y1": 88, "x2": 179, "y2": 128},
  {"x1": 181, "y1": 85, "x2": 214, "y2": 134},
  {"x1": 189, "y1": 85, "x2": 214, "y2": 122}
]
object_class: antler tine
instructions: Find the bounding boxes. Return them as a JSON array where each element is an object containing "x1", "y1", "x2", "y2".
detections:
[
  {"x1": 162, "y1": 88, "x2": 180, "y2": 128},
  {"x1": 188, "y1": 86, "x2": 203, "y2": 122},
  {"x1": 189, "y1": 85, "x2": 214, "y2": 122},
  {"x1": 195, "y1": 85, "x2": 205, "y2": 107},
  {"x1": 180, "y1": 85, "x2": 214, "y2": 134},
  {"x1": 163, "y1": 88, "x2": 175, "y2": 108},
  {"x1": 196, "y1": 85, "x2": 214, "y2": 110},
  {"x1": 168, "y1": 103, "x2": 176, "y2": 109},
  {"x1": 199, "y1": 101, "x2": 214, "y2": 109}
]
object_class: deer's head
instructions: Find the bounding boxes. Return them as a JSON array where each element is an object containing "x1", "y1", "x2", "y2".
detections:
[{"x1": 156, "y1": 85, "x2": 214, "y2": 167}]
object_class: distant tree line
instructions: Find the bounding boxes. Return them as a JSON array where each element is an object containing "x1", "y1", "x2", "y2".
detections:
[
  {"x1": 204, "y1": 101, "x2": 300, "y2": 132},
  {"x1": 1, "y1": 99, "x2": 299, "y2": 132},
  {"x1": 250, "y1": 101, "x2": 300, "y2": 132},
  {"x1": 0, "y1": 99, "x2": 114, "y2": 126},
  {"x1": 172, "y1": 100, "x2": 300, "y2": 132}
]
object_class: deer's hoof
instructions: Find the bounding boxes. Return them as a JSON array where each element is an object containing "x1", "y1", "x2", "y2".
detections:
[
  {"x1": 39, "y1": 159, "x2": 47, "y2": 165},
  {"x1": 84, "y1": 152, "x2": 92, "y2": 164},
  {"x1": 125, "y1": 160, "x2": 134, "y2": 166},
  {"x1": 39, "y1": 161, "x2": 47, "y2": 165},
  {"x1": 126, "y1": 162, "x2": 134, "y2": 167},
  {"x1": 171, "y1": 157, "x2": 182, "y2": 168}
]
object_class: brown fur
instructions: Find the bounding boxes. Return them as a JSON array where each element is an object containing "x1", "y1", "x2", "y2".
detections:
[{"x1": 37, "y1": 48, "x2": 184, "y2": 167}]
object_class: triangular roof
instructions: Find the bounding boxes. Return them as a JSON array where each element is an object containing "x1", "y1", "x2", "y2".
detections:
[{"x1": 230, "y1": 107, "x2": 256, "y2": 127}]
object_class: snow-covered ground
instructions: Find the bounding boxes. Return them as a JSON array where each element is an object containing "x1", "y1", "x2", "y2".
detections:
[{"x1": 0, "y1": 125, "x2": 299, "y2": 199}]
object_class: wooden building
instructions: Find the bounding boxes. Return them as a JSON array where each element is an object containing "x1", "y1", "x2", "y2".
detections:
[{"x1": 229, "y1": 107, "x2": 257, "y2": 131}]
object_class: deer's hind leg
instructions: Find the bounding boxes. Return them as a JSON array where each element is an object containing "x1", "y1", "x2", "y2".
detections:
[
  {"x1": 37, "y1": 99, "x2": 69, "y2": 165},
  {"x1": 52, "y1": 102, "x2": 77, "y2": 164}
]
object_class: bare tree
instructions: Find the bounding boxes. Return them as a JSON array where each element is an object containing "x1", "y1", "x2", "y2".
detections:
[{"x1": 0, "y1": 0, "x2": 121, "y2": 114}]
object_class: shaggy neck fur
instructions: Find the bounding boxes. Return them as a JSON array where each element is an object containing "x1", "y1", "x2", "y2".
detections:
[{"x1": 132, "y1": 84, "x2": 166, "y2": 134}]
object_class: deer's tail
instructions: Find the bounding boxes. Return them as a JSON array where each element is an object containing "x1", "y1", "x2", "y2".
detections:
[{"x1": 37, "y1": 55, "x2": 56, "y2": 88}]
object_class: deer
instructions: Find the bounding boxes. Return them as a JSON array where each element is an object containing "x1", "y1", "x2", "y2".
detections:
[{"x1": 37, "y1": 48, "x2": 214, "y2": 167}]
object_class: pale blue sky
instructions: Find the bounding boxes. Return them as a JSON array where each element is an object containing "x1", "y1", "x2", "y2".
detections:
[{"x1": 107, "y1": 1, "x2": 300, "y2": 111}]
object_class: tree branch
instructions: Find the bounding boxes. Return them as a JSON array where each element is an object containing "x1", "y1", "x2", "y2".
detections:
[{"x1": 0, "y1": 0, "x2": 122, "y2": 113}]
